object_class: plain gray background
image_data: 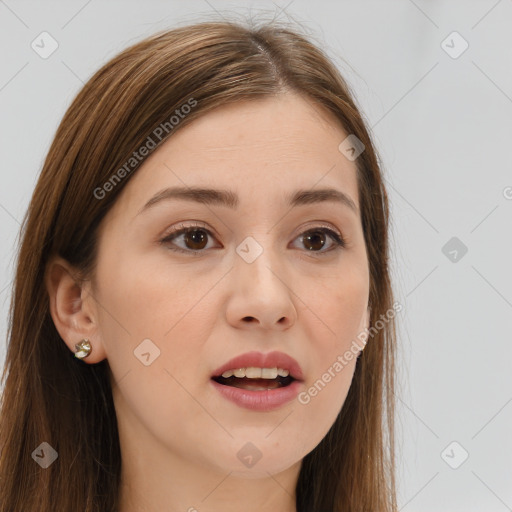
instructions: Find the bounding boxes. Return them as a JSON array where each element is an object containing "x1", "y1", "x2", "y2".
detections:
[{"x1": 1, "y1": 1, "x2": 511, "y2": 510}]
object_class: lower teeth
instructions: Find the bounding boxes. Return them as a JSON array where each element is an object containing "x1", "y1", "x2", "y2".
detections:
[{"x1": 216, "y1": 376, "x2": 286, "y2": 390}]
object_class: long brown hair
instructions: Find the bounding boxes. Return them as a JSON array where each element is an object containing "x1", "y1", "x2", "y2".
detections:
[{"x1": 0, "y1": 17, "x2": 398, "y2": 512}]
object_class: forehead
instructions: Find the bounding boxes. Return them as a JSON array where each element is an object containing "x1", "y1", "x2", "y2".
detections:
[
  {"x1": 109, "y1": 93, "x2": 359, "y2": 218},
  {"x1": 173, "y1": 93, "x2": 350, "y2": 155}
]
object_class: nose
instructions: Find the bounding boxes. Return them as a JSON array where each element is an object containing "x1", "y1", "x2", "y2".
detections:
[{"x1": 225, "y1": 241, "x2": 297, "y2": 330}]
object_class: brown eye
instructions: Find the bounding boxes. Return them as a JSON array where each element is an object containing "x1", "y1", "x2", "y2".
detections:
[
  {"x1": 180, "y1": 228, "x2": 209, "y2": 250},
  {"x1": 161, "y1": 224, "x2": 345, "y2": 256},
  {"x1": 294, "y1": 228, "x2": 345, "y2": 254},
  {"x1": 161, "y1": 225, "x2": 217, "y2": 254},
  {"x1": 302, "y1": 230, "x2": 327, "y2": 251}
]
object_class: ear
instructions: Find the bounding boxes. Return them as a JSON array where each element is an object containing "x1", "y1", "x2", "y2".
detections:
[{"x1": 45, "y1": 255, "x2": 107, "y2": 363}]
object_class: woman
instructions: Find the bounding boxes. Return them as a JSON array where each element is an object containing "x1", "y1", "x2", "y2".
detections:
[{"x1": 0, "y1": 18, "x2": 399, "y2": 512}]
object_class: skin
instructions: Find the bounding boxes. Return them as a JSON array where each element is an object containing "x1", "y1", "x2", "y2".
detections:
[{"x1": 46, "y1": 92, "x2": 370, "y2": 512}]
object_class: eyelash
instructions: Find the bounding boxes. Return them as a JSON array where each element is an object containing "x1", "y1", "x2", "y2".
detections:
[{"x1": 160, "y1": 222, "x2": 346, "y2": 257}]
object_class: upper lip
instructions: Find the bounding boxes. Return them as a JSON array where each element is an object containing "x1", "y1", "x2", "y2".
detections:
[{"x1": 211, "y1": 350, "x2": 304, "y2": 381}]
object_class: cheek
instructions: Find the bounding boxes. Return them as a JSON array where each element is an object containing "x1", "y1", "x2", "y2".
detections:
[
  {"x1": 96, "y1": 254, "x2": 213, "y2": 343},
  {"x1": 100, "y1": 261, "x2": 220, "y2": 452},
  {"x1": 297, "y1": 263, "x2": 368, "y2": 363},
  {"x1": 292, "y1": 262, "x2": 367, "y2": 431},
  {"x1": 298, "y1": 356, "x2": 356, "y2": 438},
  {"x1": 93, "y1": 252, "x2": 222, "y2": 409}
]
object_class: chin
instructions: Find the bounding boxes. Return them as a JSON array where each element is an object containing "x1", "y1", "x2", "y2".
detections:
[
  {"x1": 216, "y1": 449, "x2": 302, "y2": 478},
  {"x1": 229, "y1": 460, "x2": 299, "y2": 479}
]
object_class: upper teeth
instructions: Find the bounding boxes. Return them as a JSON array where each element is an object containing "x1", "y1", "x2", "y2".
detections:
[{"x1": 221, "y1": 367, "x2": 290, "y2": 379}]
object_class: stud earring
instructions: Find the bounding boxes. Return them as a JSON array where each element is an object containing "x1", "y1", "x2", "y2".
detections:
[{"x1": 74, "y1": 338, "x2": 91, "y2": 359}]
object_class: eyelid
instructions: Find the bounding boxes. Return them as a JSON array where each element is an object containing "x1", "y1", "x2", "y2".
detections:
[
  {"x1": 296, "y1": 221, "x2": 343, "y2": 238},
  {"x1": 161, "y1": 220, "x2": 343, "y2": 239},
  {"x1": 162, "y1": 220, "x2": 212, "y2": 237}
]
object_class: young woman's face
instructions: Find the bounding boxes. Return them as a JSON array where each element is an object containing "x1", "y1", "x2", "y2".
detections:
[{"x1": 90, "y1": 92, "x2": 370, "y2": 478}]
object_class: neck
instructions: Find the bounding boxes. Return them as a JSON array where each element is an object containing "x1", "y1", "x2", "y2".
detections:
[{"x1": 118, "y1": 452, "x2": 300, "y2": 512}]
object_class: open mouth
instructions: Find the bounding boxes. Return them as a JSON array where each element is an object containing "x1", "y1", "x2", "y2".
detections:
[{"x1": 211, "y1": 375, "x2": 296, "y2": 391}]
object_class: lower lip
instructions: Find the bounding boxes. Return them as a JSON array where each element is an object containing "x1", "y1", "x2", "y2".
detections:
[{"x1": 210, "y1": 378, "x2": 303, "y2": 411}]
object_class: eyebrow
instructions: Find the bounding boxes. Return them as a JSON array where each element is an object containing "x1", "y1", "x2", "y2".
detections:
[{"x1": 137, "y1": 186, "x2": 358, "y2": 216}]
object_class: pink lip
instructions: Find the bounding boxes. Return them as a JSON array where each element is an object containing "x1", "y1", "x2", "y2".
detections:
[
  {"x1": 210, "y1": 378, "x2": 303, "y2": 411},
  {"x1": 210, "y1": 350, "x2": 304, "y2": 412},
  {"x1": 211, "y1": 350, "x2": 304, "y2": 381}
]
